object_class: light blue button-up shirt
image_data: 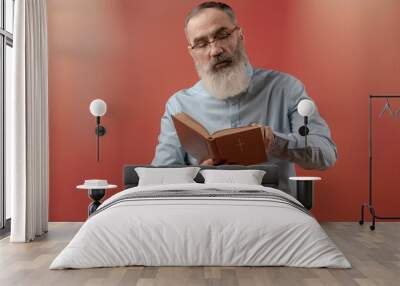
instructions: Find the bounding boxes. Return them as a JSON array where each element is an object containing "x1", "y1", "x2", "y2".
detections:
[{"x1": 152, "y1": 65, "x2": 337, "y2": 196}]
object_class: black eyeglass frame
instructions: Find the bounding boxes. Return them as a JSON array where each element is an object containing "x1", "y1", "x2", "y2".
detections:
[{"x1": 189, "y1": 26, "x2": 240, "y2": 50}]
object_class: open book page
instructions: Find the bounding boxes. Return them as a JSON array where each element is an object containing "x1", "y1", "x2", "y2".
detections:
[{"x1": 211, "y1": 125, "x2": 261, "y2": 138}]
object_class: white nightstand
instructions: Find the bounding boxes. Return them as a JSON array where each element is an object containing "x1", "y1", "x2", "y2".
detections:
[
  {"x1": 77, "y1": 181, "x2": 117, "y2": 216},
  {"x1": 289, "y1": 176, "x2": 321, "y2": 210}
]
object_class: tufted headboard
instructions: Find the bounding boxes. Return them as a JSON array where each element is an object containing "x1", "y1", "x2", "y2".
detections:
[{"x1": 123, "y1": 164, "x2": 280, "y2": 189}]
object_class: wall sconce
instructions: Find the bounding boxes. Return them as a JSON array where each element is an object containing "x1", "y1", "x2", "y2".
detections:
[
  {"x1": 89, "y1": 99, "x2": 107, "y2": 162},
  {"x1": 297, "y1": 99, "x2": 315, "y2": 148}
]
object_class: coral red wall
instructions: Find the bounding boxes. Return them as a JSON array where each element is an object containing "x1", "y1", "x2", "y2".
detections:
[{"x1": 47, "y1": 0, "x2": 400, "y2": 221}]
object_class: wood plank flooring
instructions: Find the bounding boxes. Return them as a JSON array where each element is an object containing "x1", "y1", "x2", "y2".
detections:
[{"x1": 0, "y1": 222, "x2": 399, "y2": 286}]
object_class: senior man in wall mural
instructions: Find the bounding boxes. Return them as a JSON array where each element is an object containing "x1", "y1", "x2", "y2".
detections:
[{"x1": 152, "y1": 1, "x2": 337, "y2": 195}]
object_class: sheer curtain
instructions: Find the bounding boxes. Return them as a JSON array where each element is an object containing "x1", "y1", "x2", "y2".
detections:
[{"x1": 8, "y1": 0, "x2": 49, "y2": 242}]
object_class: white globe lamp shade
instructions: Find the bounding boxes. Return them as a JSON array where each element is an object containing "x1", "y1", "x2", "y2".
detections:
[
  {"x1": 90, "y1": 99, "x2": 107, "y2": 117},
  {"x1": 298, "y1": 99, "x2": 315, "y2": 117}
]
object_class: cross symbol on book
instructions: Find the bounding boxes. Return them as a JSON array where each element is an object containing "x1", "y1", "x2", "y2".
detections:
[{"x1": 236, "y1": 138, "x2": 245, "y2": 152}]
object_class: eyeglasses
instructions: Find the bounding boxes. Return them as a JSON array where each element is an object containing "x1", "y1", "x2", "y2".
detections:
[{"x1": 189, "y1": 26, "x2": 239, "y2": 51}]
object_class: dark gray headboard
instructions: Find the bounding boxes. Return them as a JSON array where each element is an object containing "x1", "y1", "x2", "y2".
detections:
[{"x1": 123, "y1": 164, "x2": 279, "y2": 189}]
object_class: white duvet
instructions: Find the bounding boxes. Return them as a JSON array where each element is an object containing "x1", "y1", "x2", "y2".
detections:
[{"x1": 50, "y1": 183, "x2": 351, "y2": 269}]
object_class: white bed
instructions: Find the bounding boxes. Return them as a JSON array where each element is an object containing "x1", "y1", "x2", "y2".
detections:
[{"x1": 50, "y1": 182, "x2": 351, "y2": 269}]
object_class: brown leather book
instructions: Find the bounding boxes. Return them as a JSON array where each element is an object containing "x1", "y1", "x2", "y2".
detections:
[{"x1": 172, "y1": 112, "x2": 268, "y2": 165}]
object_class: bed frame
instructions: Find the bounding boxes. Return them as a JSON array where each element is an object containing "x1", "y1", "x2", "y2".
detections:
[{"x1": 123, "y1": 164, "x2": 280, "y2": 189}]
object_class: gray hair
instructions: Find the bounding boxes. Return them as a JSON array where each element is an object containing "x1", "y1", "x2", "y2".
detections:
[{"x1": 184, "y1": 2, "x2": 237, "y2": 30}]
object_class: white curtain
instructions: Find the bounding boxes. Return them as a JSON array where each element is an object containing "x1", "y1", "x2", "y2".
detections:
[{"x1": 8, "y1": 0, "x2": 49, "y2": 242}]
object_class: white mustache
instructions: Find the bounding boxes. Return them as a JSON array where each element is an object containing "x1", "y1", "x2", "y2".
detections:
[{"x1": 209, "y1": 56, "x2": 233, "y2": 71}]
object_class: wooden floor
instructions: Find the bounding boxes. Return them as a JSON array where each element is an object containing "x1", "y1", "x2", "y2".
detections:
[{"x1": 0, "y1": 222, "x2": 399, "y2": 286}]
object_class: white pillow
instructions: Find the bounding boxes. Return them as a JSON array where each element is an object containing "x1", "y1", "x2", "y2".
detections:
[
  {"x1": 135, "y1": 167, "x2": 200, "y2": 186},
  {"x1": 200, "y1": 169, "x2": 266, "y2": 185}
]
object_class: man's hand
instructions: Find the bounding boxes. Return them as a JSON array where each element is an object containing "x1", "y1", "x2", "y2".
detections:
[
  {"x1": 251, "y1": 124, "x2": 275, "y2": 153},
  {"x1": 200, "y1": 158, "x2": 214, "y2": 165}
]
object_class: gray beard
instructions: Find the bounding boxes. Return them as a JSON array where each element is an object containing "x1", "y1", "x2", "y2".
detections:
[{"x1": 196, "y1": 42, "x2": 251, "y2": 100}]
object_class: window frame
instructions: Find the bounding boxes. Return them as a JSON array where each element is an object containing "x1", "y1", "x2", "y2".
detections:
[{"x1": 0, "y1": 0, "x2": 14, "y2": 232}]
